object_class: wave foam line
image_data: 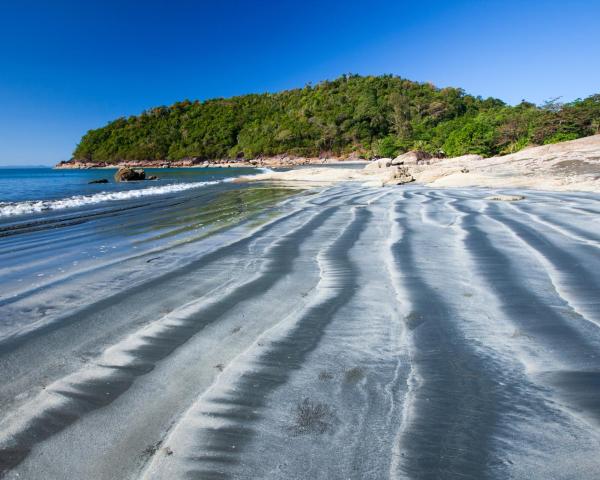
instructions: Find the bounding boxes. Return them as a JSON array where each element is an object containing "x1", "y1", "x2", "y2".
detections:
[{"x1": 0, "y1": 180, "x2": 226, "y2": 217}]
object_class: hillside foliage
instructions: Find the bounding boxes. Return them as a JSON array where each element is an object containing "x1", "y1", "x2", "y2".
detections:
[{"x1": 73, "y1": 75, "x2": 600, "y2": 162}]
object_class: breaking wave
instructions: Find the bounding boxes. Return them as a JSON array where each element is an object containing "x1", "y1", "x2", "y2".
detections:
[{"x1": 0, "y1": 180, "x2": 224, "y2": 217}]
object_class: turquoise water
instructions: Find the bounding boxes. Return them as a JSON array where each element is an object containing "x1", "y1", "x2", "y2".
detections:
[{"x1": 0, "y1": 167, "x2": 259, "y2": 216}]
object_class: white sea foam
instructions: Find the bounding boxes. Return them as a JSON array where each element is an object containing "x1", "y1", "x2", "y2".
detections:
[
  {"x1": 0, "y1": 180, "x2": 227, "y2": 217},
  {"x1": 0, "y1": 168, "x2": 278, "y2": 218}
]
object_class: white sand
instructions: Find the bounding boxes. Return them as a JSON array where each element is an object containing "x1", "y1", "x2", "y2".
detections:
[{"x1": 239, "y1": 135, "x2": 600, "y2": 192}]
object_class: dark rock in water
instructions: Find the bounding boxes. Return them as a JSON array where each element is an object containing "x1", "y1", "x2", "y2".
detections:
[
  {"x1": 114, "y1": 167, "x2": 146, "y2": 182},
  {"x1": 88, "y1": 178, "x2": 109, "y2": 184},
  {"x1": 147, "y1": 175, "x2": 158, "y2": 180}
]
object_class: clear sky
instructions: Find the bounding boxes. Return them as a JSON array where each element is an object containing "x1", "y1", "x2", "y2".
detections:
[{"x1": 1, "y1": 0, "x2": 598, "y2": 165}]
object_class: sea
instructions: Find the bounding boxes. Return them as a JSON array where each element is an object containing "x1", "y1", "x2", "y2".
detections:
[
  {"x1": 0, "y1": 165, "x2": 297, "y2": 322},
  {"x1": 0, "y1": 166, "x2": 262, "y2": 216}
]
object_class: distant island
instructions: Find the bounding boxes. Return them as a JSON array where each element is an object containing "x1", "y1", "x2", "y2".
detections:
[{"x1": 60, "y1": 74, "x2": 600, "y2": 168}]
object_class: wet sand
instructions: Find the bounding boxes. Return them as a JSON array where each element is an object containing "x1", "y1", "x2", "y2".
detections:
[{"x1": 1, "y1": 183, "x2": 600, "y2": 479}]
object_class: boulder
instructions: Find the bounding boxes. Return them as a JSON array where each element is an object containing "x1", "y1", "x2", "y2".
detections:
[
  {"x1": 392, "y1": 150, "x2": 433, "y2": 165},
  {"x1": 114, "y1": 167, "x2": 146, "y2": 182},
  {"x1": 364, "y1": 158, "x2": 393, "y2": 171},
  {"x1": 384, "y1": 166, "x2": 415, "y2": 186},
  {"x1": 88, "y1": 178, "x2": 109, "y2": 184},
  {"x1": 147, "y1": 175, "x2": 158, "y2": 180}
]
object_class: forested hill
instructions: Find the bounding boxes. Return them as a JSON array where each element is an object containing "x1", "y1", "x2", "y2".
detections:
[{"x1": 73, "y1": 74, "x2": 600, "y2": 163}]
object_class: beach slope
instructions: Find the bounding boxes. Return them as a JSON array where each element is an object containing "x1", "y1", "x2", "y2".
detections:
[{"x1": 0, "y1": 180, "x2": 599, "y2": 479}]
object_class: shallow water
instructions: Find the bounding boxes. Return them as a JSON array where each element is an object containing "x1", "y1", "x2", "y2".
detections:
[{"x1": 0, "y1": 182, "x2": 599, "y2": 479}]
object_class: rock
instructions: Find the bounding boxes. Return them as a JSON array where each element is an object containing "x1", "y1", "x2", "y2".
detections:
[
  {"x1": 114, "y1": 167, "x2": 146, "y2": 182},
  {"x1": 392, "y1": 150, "x2": 433, "y2": 165},
  {"x1": 452, "y1": 154, "x2": 484, "y2": 162},
  {"x1": 384, "y1": 166, "x2": 415, "y2": 185},
  {"x1": 364, "y1": 158, "x2": 393, "y2": 171},
  {"x1": 88, "y1": 178, "x2": 109, "y2": 184},
  {"x1": 460, "y1": 167, "x2": 470, "y2": 173},
  {"x1": 160, "y1": 163, "x2": 171, "y2": 168},
  {"x1": 147, "y1": 175, "x2": 158, "y2": 180},
  {"x1": 486, "y1": 194, "x2": 525, "y2": 202}
]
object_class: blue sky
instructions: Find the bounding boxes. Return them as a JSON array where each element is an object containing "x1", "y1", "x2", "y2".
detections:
[{"x1": 0, "y1": 0, "x2": 598, "y2": 165}]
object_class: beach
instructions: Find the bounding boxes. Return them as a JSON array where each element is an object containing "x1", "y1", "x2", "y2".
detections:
[
  {"x1": 240, "y1": 134, "x2": 600, "y2": 192},
  {"x1": 1, "y1": 168, "x2": 600, "y2": 478},
  {"x1": 3, "y1": 0, "x2": 600, "y2": 477}
]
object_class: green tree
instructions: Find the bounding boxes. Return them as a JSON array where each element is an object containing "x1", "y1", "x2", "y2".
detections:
[{"x1": 72, "y1": 75, "x2": 600, "y2": 163}]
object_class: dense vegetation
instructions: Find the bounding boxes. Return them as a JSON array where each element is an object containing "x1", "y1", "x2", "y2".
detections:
[{"x1": 73, "y1": 75, "x2": 600, "y2": 162}]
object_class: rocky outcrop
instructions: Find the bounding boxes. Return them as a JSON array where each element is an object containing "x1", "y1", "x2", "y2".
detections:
[
  {"x1": 384, "y1": 166, "x2": 415, "y2": 185},
  {"x1": 88, "y1": 178, "x2": 109, "y2": 184},
  {"x1": 450, "y1": 154, "x2": 484, "y2": 163},
  {"x1": 114, "y1": 167, "x2": 146, "y2": 182},
  {"x1": 55, "y1": 155, "x2": 363, "y2": 169},
  {"x1": 364, "y1": 158, "x2": 393, "y2": 170},
  {"x1": 392, "y1": 150, "x2": 433, "y2": 165}
]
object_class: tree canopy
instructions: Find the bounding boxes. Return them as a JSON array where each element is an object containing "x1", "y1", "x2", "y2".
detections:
[{"x1": 73, "y1": 75, "x2": 600, "y2": 162}]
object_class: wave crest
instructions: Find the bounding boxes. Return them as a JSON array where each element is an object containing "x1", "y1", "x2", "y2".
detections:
[{"x1": 0, "y1": 180, "x2": 223, "y2": 217}]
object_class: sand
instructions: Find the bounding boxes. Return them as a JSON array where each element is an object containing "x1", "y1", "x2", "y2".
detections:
[
  {"x1": 239, "y1": 134, "x2": 600, "y2": 192},
  {"x1": 1, "y1": 182, "x2": 600, "y2": 479}
]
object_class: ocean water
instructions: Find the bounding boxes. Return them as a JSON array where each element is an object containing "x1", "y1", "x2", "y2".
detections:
[
  {"x1": 0, "y1": 164, "x2": 296, "y2": 333},
  {"x1": 0, "y1": 167, "x2": 261, "y2": 216}
]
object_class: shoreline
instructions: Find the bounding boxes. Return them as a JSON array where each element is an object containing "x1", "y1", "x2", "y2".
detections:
[
  {"x1": 53, "y1": 135, "x2": 600, "y2": 193},
  {"x1": 239, "y1": 135, "x2": 600, "y2": 193},
  {"x1": 54, "y1": 156, "x2": 368, "y2": 170}
]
